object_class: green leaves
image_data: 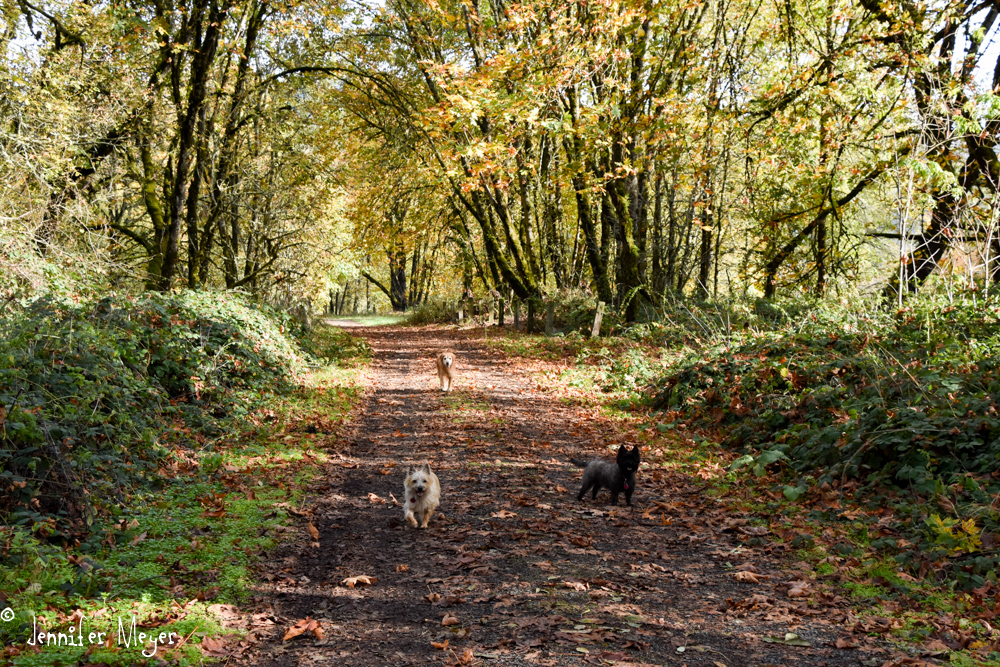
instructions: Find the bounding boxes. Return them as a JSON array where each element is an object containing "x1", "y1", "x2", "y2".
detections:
[
  {"x1": 728, "y1": 448, "x2": 787, "y2": 477},
  {"x1": 653, "y1": 298, "x2": 1000, "y2": 493},
  {"x1": 782, "y1": 484, "x2": 806, "y2": 500},
  {"x1": 0, "y1": 292, "x2": 309, "y2": 538}
]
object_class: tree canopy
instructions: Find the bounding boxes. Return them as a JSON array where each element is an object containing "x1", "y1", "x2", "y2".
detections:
[{"x1": 2, "y1": 0, "x2": 1000, "y2": 315}]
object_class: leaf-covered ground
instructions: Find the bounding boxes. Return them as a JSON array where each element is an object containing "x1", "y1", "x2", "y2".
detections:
[{"x1": 223, "y1": 325, "x2": 932, "y2": 667}]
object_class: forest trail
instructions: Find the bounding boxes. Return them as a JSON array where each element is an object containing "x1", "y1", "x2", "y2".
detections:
[{"x1": 233, "y1": 326, "x2": 882, "y2": 667}]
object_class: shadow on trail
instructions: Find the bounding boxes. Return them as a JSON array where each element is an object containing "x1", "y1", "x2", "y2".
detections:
[{"x1": 235, "y1": 326, "x2": 868, "y2": 667}]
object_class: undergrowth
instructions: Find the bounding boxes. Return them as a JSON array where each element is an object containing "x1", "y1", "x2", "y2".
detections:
[
  {"x1": 406, "y1": 299, "x2": 459, "y2": 325},
  {"x1": 0, "y1": 294, "x2": 367, "y2": 666},
  {"x1": 407, "y1": 289, "x2": 625, "y2": 333},
  {"x1": 647, "y1": 295, "x2": 1000, "y2": 588},
  {"x1": 0, "y1": 291, "x2": 307, "y2": 540}
]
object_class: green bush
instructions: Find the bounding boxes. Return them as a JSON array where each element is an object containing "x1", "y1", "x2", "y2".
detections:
[
  {"x1": 406, "y1": 299, "x2": 457, "y2": 325},
  {"x1": 649, "y1": 297, "x2": 1000, "y2": 586},
  {"x1": 300, "y1": 322, "x2": 373, "y2": 363},
  {"x1": 545, "y1": 290, "x2": 614, "y2": 334},
  {"x1": 651, "y1": 301, "x2": 1000, "y2": 488},
  {"x1": 0, "y1": 291, "x2": 307, "y2": 539}
]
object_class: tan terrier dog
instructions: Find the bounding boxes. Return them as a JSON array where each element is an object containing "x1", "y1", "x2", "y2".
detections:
[{"x1": 403, "y1": 463, "x2": 441, "y2": 529}]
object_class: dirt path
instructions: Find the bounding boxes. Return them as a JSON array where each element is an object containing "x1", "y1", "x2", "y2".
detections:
[{"x1": 234, "y1": 327, "x2": 884, "y2": 667}]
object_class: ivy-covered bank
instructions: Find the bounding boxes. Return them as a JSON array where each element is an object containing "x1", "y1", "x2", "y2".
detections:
[
  {"x1": 0, "y1": 292, "x2": 368, "y2": 666},
  {"x1": 651, "y1": 298, "x2": 1000, "y2": 588}
]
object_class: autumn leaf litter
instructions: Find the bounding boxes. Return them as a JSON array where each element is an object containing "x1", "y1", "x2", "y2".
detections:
[{"x1": 230, "y1": 326, "x2": 924, "y2": 667}]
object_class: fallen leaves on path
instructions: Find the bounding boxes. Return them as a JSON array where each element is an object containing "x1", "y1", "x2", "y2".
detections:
[
  {"x1": 341, "y1": 575, "x2": 375, "y2": 588},
  {"x1": 732, "y1": 570, "x2": 768, "y2": 583},
  {"x1": 445, "y1": 648, "x2": 475, "y2": 666},
  {"x1": 234, "y1": 327, "x2": 906, "y2": 667},
  {"x1": 282, "y1": 618, "x2": 323, "y2": 641},
  {"x1": 201, "y1": 636, "x2": 233, "y2": 656},
  {"x1": 762, "y1": 632, "x2": 811, "y2": 647}
]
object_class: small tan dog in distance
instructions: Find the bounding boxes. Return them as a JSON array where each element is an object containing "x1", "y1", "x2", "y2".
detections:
[
  {"x1": 403, "y1": 463, "x2": 440, "y2": 528},
  {"x1": 435, "y1": 351, "x2": 456, "y2": 392}
]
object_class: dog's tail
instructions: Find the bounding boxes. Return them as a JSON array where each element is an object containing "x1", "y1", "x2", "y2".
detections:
[{"x1": 569, "y1": 457, "x2": 591, "y2": 468}]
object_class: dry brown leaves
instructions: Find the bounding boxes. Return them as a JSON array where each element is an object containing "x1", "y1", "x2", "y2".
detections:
[
  {"x1": 201, "y1": 636, "x2": 232, "y2": 657},
  {"x1": 732, "y1": 570, "x2": 769, "y2": 584},
  {"x1": 197, "y1": 492, "x2": 228, "y2": 518},
  {"x1": 444, "y1": 648, "x2": 476, "y2": 666},
  {"x1": 282, "y1": 617, "x2": 324, "y2": 642},
  {"x1": 341, "y1": 575, "x2": 376, "y2": 588}
]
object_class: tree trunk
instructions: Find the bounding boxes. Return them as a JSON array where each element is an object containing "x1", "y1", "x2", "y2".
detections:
[
  {"x1": 884, "y1": 194, "x2": 954, "y2": 298},
  {"x1": 697, "y1": 208, "x2": 713, "y2": 300},
  {"x1": 651, "y1": 170, "x2": 664, "y2": 294},
  {"x1": 389, "y1": 244, "x2": 408, "y2": 311},
  {"x1": 161, "y1": 0, "x2": 224, "y2": 291},
  {"x1": 571, "y1": 173, "x2": 613, "y2": 304}
]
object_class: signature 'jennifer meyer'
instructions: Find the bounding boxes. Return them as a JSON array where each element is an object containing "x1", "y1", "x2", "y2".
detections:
[{"x1": 24, "y1": 612, "x2": 179, "y2": 657}]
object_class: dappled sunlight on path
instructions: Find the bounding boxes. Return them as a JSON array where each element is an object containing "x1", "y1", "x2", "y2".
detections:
[{"x1": 234, "y1": 326, "x2": 876, "y2": 667}]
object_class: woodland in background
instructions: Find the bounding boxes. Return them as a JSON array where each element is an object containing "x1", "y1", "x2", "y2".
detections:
[{"x1": 1, "y1": 0, "x2": 999, "y2": 315}]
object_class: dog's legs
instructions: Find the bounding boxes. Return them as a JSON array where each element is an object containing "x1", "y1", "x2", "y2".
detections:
[
  {"x1": 610, "y1": 492, "x2": 620, "y2": 505},
  {"x1": 625, "y1": 490, "x2": 633, "y2": 507},
  {"x1": 591, "y1": 485, "x2": 599, "y2": 500},
  {"x1": 405, "y1": 508, "x2": 418, "y2": 528},
  {"x1": 420, "y1": 507, "x2": 434, "y2": 528},
  {"x1": 577, "y1": 482, "x2": 592, "y2": 501}
]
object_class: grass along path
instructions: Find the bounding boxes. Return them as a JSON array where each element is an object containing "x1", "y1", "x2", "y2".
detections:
[{"x1": 230, "y1": 325, "x2": 920, "y2": 667}]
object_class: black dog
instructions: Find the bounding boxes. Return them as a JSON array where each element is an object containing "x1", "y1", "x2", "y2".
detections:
[{"x1": 570, "y1": 445, "x2": 641, "y2": 507}]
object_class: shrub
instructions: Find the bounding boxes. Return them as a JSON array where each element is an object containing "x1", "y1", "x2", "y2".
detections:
[
  {"x1": 0, "y1": 291, "x2": 307, "y2": 539},
  {"x1": 406, "y1": 299, "x2": 457, "y2": 325},
  {"x1": 651, "y1": 301, "x2": 1000, "y2": 487},
  {"x1": 649, "y1": 298, "x2": 1000, "y2": 585},
  {"x1": 545, "y1": 290, "x2": 613, "y2": 334}
]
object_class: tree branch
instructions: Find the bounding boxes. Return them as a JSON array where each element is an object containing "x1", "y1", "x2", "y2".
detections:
[{"x1": 361, "y1": 271, "x2": 394, "y2": 302}]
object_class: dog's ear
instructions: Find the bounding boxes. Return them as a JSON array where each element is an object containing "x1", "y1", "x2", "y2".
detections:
[{"x1": 421, "y1": 462, "x2": 431, "y2": 473}]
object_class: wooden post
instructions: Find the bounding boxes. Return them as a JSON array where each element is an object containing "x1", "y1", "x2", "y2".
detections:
[
  {"x1": 498, "y1": 297, "x2": 505, "y2": 327},
  {"x1": 457, "y1": 304, "x2": 463, "y2": 323},
  {"x1": 488, "y1": 298, "x2": 496, "y2": 326},
  {"x1": 513, "y1": 300, "x2": 520, "y2": 330},
  {"x1": 526, "y1": 298, "x2": 536, "y2": 334},
  {"x1": 545, "y1": 302, "x2": 555, "y2": 336},
  {"x1": 591, "y1": 301, "x2": 605, "y2": 338}
]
